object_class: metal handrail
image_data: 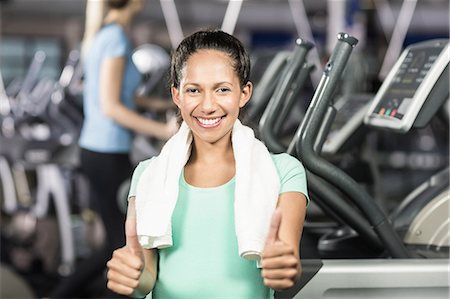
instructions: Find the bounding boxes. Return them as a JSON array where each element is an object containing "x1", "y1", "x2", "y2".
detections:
[{"x1": 259, "y1": 38, "x2": 314, "y2": 153}]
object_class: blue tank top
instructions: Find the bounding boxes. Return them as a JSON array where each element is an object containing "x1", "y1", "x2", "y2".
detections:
[{"x1": 79, "y1": 23, "x2": 142, "y2": 153}]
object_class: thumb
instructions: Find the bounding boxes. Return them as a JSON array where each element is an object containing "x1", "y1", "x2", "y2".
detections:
[
  {"x1": 265, "y1": 208, "x2": 282, "y2": 245},
  {"x1": 125, "y1": 198, "x2": 143, "y2": 257}
]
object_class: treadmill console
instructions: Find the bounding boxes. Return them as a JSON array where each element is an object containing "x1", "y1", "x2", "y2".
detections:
[{"x1": 364, "y1": 39, "x2": 449, "y2": 132}]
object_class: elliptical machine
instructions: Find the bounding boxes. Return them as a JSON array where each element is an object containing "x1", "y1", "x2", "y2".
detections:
[
  {"x1": 0, "y1": 49, "x2": 85, "y2": 277},
  {"x1": 280, "y1": 35, "x2": 449, "y2": 298}
]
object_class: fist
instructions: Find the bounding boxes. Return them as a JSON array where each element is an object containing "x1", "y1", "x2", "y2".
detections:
[
  {"x1": 106, "y1": 246, "x2": 143, "y2": 295},
  {"x1": 261, "y1": 209, "x2": 300, "y2": 290},
  {"x1": 107, "y1": 198, "x2": 145, "y2": 295}
]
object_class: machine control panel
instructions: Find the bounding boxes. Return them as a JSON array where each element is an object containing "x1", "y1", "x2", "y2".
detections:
[{"x1": 364, "y1": 39, "x2": 449, "y2": 132}]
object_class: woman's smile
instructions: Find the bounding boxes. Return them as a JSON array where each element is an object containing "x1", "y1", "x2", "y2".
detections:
[{"x1": 195, "y1": 116, "x2": 225, "y2": 128}]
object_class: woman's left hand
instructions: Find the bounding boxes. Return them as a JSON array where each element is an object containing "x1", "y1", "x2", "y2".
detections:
[{"x1": 261, "y1": 209, "x2": 300, "y2": 290}]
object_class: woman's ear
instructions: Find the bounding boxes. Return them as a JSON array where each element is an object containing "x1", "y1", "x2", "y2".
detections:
[
  {"x1": 239, "y1": 81, "x2": 253, "y2": 108},
  {"x1": 171, "y1": 85, "x2": 181, "y2": 108}
]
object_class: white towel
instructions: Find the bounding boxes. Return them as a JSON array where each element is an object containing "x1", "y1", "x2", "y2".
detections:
[{"x1": 135, "y1": 120, "x2": 280, "y2": 261}]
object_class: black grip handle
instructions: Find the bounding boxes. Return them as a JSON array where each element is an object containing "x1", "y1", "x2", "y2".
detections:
[{"x1": 259, "y1": 38, "x2": 314, "y2": 153}]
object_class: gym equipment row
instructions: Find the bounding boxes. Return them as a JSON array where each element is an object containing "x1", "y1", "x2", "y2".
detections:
[
  {"x1": 257, "y1": 34, "x2": 449, "y2": 298},
  {"x1": 0, "y1": 47, "x2": 87, "y2": 280}
]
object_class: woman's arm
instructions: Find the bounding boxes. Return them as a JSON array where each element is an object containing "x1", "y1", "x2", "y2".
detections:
[
  {"x1": 100, "y1": 57, "x2": 176, "y2": 140},
  {"x1": 135, "y1": 95, "x2": 176, "y2": 112},
  {"x1": 261, "y1": 192, "x2": 307, "y2": 290}
]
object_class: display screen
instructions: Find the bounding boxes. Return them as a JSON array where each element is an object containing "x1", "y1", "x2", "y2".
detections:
[{"x1": 373, "y1": 47, "x2": 443, "y2": 120}]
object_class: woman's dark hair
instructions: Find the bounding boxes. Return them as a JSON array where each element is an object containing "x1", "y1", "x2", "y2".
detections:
[
  {"x1": 170, "y1": 29, "x2": 251, "y2": 89},
  {"x1": 107, "y1": 0, "x2": 129, "y2": 9}
]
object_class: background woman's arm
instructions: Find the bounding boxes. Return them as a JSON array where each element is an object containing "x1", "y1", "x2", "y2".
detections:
[{"x1": 100, "y1": 56, "x2": 176, "y2": 139}]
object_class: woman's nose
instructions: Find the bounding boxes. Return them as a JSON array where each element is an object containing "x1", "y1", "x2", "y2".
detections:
[{"x1": 200, "y1": 93, "x2": 217, "y2": 113}]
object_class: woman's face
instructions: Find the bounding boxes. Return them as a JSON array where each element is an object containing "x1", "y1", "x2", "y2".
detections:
[{"x1": 172, "y1": 49, "x2": 252, "y2": 145}]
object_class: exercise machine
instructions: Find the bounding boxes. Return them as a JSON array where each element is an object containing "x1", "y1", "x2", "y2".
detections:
[
  {"x1": 0, "y1": 49, "x2": 87, "y2": 276},
  {"x1": 281, "y1": 35, "x2": 449, "y2": 298}
]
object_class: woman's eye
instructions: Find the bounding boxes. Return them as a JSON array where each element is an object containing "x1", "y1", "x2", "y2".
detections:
[
  {"x1": 186, "y1": 88, "x2": 198, "y2": 93},
  {"x1": 217, "y1": 87, "x2": 231, "y2": 93}
]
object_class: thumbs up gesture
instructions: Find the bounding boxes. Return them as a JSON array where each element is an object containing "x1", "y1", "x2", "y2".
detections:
[
  {"x1": 106, "y1": 198, "x2": 145, "y2": 296},
  {"x1": 261, "y1": 209, "x2": 300, "y2": 290}
]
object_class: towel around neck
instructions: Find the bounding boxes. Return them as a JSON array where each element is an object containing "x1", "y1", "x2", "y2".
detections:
[{"x1": 135, "y1": 120, "x2": 280, "y2": 261}]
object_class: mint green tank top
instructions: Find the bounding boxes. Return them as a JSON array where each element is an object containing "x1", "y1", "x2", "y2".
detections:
[{"x1": 128, "y1": 153, "x2": 308, "y2": 299}]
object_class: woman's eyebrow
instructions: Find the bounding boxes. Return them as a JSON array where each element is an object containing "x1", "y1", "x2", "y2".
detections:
[
  {"x1": 182, "y1": 81, "x2": 234, "y2": 87},
  {"x1": 214, "y1": 81, "x2": 233, "y2": 86},
  {"x1": 182, "y1": 82, "x2": 200, "y2": 87}
]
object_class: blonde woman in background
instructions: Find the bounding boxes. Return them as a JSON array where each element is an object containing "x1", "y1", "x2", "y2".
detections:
[{"x1": 49, "y1": 0, "x2": 176, "y2": 297}]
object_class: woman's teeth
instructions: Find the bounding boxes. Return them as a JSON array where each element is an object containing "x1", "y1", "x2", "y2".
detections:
[{"x1": 197, "y1": 117, "x2": 221, "y2": 126}]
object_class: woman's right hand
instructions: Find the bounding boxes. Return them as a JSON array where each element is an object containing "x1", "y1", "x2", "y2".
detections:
[
  {"x1": 106, "y1": 245, "x2": 144, "y2": 296},
  {"x1": 107, "y1": 200, "x2": 145, "y2": 296}
]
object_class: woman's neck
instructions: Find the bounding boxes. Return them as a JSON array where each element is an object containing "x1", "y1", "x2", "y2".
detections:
[
  {"x1": 189, "y1": 136, "x2": 234, "y2": 166},
  {"x1": 184, "y1": 136, "x2": 236, "y2": 188},
  {"x1": 104, "y1": 9, "x2": 132, "y2": 29}
]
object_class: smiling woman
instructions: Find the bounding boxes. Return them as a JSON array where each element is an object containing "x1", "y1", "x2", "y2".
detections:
[{"x1": 106, "y1": 29, "x2": 309, "y2": 299}]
